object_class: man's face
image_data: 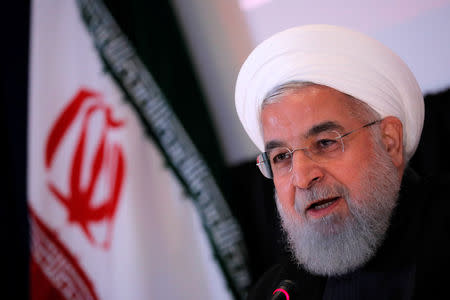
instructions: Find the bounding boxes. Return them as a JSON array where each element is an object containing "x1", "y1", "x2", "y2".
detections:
[{"x1": 260, "y1": 85, "x2": 402, "y2": 275}]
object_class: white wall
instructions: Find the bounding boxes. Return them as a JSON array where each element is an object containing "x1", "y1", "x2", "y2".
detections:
[
  {"x1": 170, "y1": 0, "x2": 450, "y2": 165},
  {"x1": 170, "y1": 0, "x2": 257, "y2": 165}
]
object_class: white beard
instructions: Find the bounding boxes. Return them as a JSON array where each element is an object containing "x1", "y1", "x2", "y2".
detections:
[{"x1": 276, "y1": 145, "x2": 401, "y2": 276}]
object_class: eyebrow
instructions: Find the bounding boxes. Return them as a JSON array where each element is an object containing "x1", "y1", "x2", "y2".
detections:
[
  {"x1": 265, "y1": 140, "x2": 286, "y2": 152},
  {"x1": 264, "y1": 121, "x2": 345, "y2": 152},
  {"x1": 306, "y1": 121, "x2": 344, "y2": 138}
]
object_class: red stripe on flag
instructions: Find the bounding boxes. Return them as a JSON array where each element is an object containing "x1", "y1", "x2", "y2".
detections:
[{"x1": 29, "y1": 207, "x2": 99, "y2": 300}]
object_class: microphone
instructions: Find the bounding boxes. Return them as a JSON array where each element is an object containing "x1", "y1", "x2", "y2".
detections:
[{"x1": 272, "y1": 279, "x2": 297, "y2": 300}]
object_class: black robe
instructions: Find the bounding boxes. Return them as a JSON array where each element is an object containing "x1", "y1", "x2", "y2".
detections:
[{"x1": 247, "y1": 168, "x2": 450, "y2": 300}]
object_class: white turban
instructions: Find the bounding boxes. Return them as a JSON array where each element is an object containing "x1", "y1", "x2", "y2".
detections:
[{"x1": 235, "y1": 24, "x2": 424, "y2": 161}]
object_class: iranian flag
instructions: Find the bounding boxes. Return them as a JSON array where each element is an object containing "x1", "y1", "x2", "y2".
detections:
[{"x1": 28, "y1": 1, "x2": 249, "y2": 299}]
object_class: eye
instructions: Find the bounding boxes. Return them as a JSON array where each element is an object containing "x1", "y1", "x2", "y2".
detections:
[
  {"x1": 271, "y1": 150, "x2": 292, "y2": 164},
  {"x1": 318, "y1": 138, "x2": 337, "y2": 147},
  {"x1": 314, "y1": 138, "x2": 339, "y2": 152}
]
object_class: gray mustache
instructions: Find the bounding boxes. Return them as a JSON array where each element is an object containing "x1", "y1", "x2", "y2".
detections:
[{"x1": 295, "y1": 184, "x2": 349, "y2": 211}]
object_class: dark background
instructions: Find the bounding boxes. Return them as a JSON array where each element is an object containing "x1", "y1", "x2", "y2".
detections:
[{"x1": 2, "y1": 2, "x2": 31, "y2": 299}]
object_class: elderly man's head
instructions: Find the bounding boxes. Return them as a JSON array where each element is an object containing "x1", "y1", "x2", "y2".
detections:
[
  {"x1": 260, "y1": 82, "x2": 403, "y2": 275},
  {"x1": 235, "y1": 24, "x2": 424, "y2": 276}
]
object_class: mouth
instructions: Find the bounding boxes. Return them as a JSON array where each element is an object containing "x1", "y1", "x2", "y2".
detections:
[{"x1": 306, "y1": 196, "x2": 342, "y2": 218}]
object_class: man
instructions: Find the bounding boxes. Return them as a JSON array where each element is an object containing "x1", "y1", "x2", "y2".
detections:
[{"x1": 235, "y1": 24, "x2": 450, "y2": 299}]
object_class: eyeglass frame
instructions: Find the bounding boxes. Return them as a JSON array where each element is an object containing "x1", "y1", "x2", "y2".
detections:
[{"x1": 256, "y1": 119, "x2": 382, "y2": 179}]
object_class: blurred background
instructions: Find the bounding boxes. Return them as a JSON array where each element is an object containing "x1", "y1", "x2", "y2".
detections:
[{"x1": 3, "y1": 0, "x2": 450, "y2": 299}]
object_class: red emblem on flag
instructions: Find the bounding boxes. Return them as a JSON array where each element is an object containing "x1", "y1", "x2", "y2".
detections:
[{"x1": 45, "y1": 88, "x2": 126, "y2": 249}]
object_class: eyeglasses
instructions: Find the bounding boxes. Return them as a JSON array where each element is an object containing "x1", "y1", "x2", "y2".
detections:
[{"x1": 256, "y1": 120, "x2": 382, "y2": 179}]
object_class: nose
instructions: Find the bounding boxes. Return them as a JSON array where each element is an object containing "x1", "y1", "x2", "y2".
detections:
[{"x1": 290, "y1": 149, "x2": 324, "y2": 189}]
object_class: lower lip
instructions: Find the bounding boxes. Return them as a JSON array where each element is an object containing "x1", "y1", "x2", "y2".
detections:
[{"x1": 306, "y1": 197, "x2": 342, "y2": 219}]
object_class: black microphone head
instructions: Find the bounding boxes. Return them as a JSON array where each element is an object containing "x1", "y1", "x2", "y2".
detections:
[{"x1": 272, "y1": 279, "x2": 297, "y2": 300}]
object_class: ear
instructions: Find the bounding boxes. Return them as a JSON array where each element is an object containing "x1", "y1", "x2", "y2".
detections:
[{"x1": 380, "y1": 116, "x2": 404, "y2": 170}]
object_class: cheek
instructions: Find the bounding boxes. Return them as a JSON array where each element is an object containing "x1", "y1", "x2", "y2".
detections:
[
  {"x1": 332, "y1": 161, "x2": 370, "y2": 207},
  {"x1": 323, "y1": 157, "x2": 369, "y2": 208},
  {"x1": 274, "y1": 178, "x2": 297, "y2": 213},
  {"x1": 328, "y1": 139, "x2": 375, "y2": 187}
]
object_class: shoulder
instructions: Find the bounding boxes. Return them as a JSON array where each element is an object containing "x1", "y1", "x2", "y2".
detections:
[
  {"x1": 402, "y1": 168, "x2": 450, "y2": 218},
  {"x1": 420, "y1": 172, "x2": 450, "y2": 223},
  {"x1": 403, "y1": 169, "x2": 450, "y2": 245},
  {"x1": 412, "y1": 171, "x2": 450, "y2": 297}
]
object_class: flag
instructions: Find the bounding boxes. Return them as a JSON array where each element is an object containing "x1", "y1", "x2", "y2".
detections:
[{"x1": 28, "y1": 0, "x2": 250, "y2": 299}]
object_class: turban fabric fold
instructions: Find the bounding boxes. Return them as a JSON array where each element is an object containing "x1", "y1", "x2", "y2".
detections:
[{"x1": 235, "y1": 24, "x2": 424, "y2": 161}]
